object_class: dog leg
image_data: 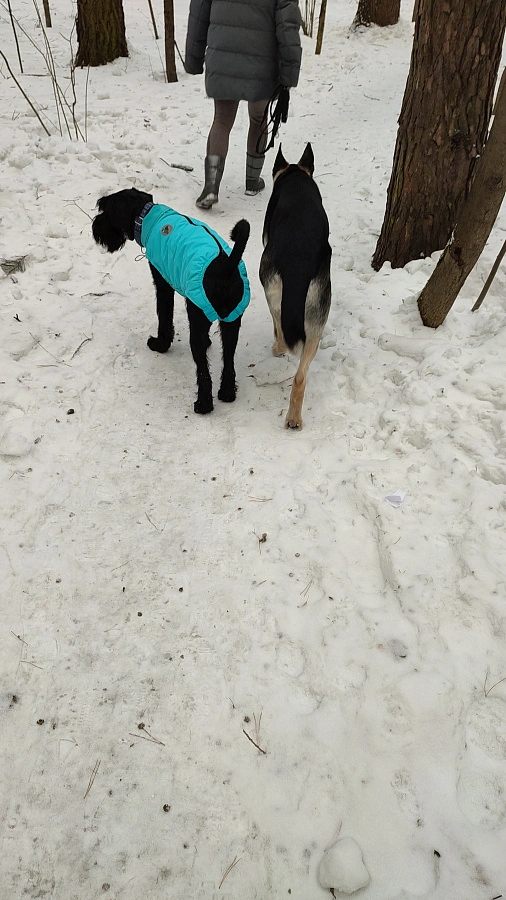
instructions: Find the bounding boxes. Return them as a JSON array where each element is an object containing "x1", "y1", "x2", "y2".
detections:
[
  {"x1": 186, "y1": 300, "x2": 214, "y2": 414},
  {"x1": 262, "y1": 274, "x2": 288, "y2": 356},
  {"x1": 272, "y1": 314, "x2": 288, "y2": 356},
  {"x1": 218, "y1": 318, "x2": 241, "y2": 403},
  {"x1": 147, "y1": 264, "x2": 175, "y2": 353},
  {"x1": 285, "y1": 335, "x2": 321, "y2": 430}
]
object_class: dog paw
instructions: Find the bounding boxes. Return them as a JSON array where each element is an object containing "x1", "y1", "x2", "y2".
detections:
[
  {"x1": 194, "y1": 397, "x2": 214, "y2": 415},
  {"x1": 218, "y1": 384, "x2": 236, "y2": 403},
  {"x1": 285, "y1": 416, "x2": 303, "y2": 430},
  {"x1": 147, "y1": 335, "x2": 171, "y2": 354}
]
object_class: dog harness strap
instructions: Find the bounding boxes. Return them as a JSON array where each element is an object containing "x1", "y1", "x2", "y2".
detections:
[{"x1": 134, "y1": 202, "x2": 154, "y2": 247}]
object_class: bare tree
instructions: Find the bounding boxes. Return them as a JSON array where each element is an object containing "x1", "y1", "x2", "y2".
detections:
[
  {"x1": 315, "y1": 0, "x2": 328, "y2": 54},
  {"x1": 164, "y1": 0, "x2": 177, "y2": 83},
  {"x1": 301, "y1": 0, "x2": 318, "y2": 37},
  {"x1": 372, "y1": 0, "x2": 506, "y2": 271},
  {"x1": 352, "y1": 0, "x2": 400, "y2": 28},
  {"x1": 75, "y1": 0, "x2": 128, "y2": 68},
  {"x1": 417, "y1": 71, "x2": 506, "y2": 328}
]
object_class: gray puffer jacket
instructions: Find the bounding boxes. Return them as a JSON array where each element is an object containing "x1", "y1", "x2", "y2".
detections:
[{"x1": 185, "y1": 0, "x2": 302, "y2": 102}]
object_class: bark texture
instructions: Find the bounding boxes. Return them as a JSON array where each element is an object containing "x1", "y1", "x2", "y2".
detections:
[
  {"x1": 353, "y1": 0, "x2": 400, "y2": 28},
  {"x1": 75, "y1": 0, "x2": 128, "y2": 68},
  {"x1": 372, "y1": 0, "x2": 506, "y2": 271},
  {"x1": 418, "y1": 71, "x2": 506, "y2": 328}
]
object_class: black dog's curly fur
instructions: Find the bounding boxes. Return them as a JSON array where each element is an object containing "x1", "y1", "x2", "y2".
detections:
[{"x1": 92, "y1": 187, "x2": 250, "y2": 414}]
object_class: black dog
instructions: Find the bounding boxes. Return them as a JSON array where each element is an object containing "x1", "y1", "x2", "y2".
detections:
[
  {"x1": 259, "y1": 144, "x2": 331, "y2": 429},
  {"x1": 92, "y1": 188, "x2": 250, "y2": 414}
]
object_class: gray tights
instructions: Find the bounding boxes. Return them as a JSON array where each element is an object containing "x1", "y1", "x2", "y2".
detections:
[{"x1": 206, "y1": 99, "x2": 268, "y2": 159}]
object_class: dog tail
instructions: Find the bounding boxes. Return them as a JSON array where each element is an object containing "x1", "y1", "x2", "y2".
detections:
[
  {"x1": 226, "y1": 219, "x2": 250, "y2": 270},
  {"x1": 280, "y1": 269, "x2": 311, "y2": 349}
]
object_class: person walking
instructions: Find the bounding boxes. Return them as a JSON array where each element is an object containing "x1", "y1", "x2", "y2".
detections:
[{"x1": 185, "y1": 0, "x2": 302, "y2": 209}]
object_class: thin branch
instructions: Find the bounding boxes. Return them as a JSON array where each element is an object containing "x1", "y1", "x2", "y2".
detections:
[
  {"x1": 29, "y1": 333, "x2": 68, "y2": 365},
  {"x1": 472, "y1": 237, "x2": 506, "y2": 311},
  {"x1": 128, "y1": 731, "x2": 165, "y2": 746},
  {"x1": 219, "y1": 856, "x2": 242, "y2": 889},
  {"x1": 7, "y1": 0, "x2": 23, "y2": 72},
  {"x1": 300, "y1": 579, "x2": 313, "y2": 597},
  {"x1": 84, "y1": 64, "x2": 90, "y2": 141},
  {"x1": 147, "y1": 0, "x2": 159, "y2": 39},
  {"x1": 70, "y1": 334, "x2": 93, "y2": 360},
  {"x1": 33, "y1": 0, "x2": 66, "y2": 137},
  {"x1": 11, "y1": 630, "x2": 28, "y2": 644},
  {"x1": 83, "y1": 759, "x2": 100, "y2": 799},
  {"x1": 242, "y1": 728, "x2": 266, "y2": 754},
  {"x1": 174, "y1": 38, "x2": 186, "y2": 71},
  {"x1": 139, "y1": 723, "x2": 165, "y2": 745},
  {"x1": 65, "y1": 199, "x2": 93, "y2": 220},
  {"x1": 484, "y1": 673, "x2": 506, "y2": 697},
  {"x1": 0, "y1": 49, "x2": 51, "y2": 135},
  {"x1": 145, "y1": 512, "x2": 160, "y2": 531}
]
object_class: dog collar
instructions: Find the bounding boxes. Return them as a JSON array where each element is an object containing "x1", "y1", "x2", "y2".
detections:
[{"x1": 134, "y1": 202, "x2": 154, "y2": 247}]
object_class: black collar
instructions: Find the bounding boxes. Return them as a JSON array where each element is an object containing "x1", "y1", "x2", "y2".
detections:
[{"x1": 134, "y1": 202, "x2": 154, "y2": 246}]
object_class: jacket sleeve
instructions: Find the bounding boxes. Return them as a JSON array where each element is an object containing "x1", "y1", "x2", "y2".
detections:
[
  {"x1": 275, "y1": 0, "x2": 302, "y2": 88},
  {"x1": 185, "y1": 0, "x2": 212, "y2": 75}
]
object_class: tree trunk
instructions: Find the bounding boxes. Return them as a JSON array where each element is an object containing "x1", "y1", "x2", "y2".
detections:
[
  {"x1": 75, "y1": 0, "x2": 128, "y2": 68},
  {"x1": 315, "y1": 0, "x2": 328, "y2": 54},
  {"x1": 417, "y1": 70, "x2": 506, "y2": 328},
  {"x1": 372, "y1": 0, "x2": 506, "y2": 271},
  {"x1": 353, "y1": 0, "x2": 400, "y2": 28},
  {"x1": 42, "y1": 0, "x2": 52, "y2": 27},
  {"x1": 164, "y1": 0, "x2": 177, "y2": 83}
]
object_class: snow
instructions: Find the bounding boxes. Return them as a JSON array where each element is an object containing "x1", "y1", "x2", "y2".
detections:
[
  {"x1": 318, "y1": 836, "x2": 371, "y2": 893},
  {"x1": 1, "y1": 1, "x2": 506, "y2": 898}
]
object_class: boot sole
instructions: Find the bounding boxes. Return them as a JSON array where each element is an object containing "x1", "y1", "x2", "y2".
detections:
[{"x1": 196, "y1": 193, "x2": 218, "y2": 209}]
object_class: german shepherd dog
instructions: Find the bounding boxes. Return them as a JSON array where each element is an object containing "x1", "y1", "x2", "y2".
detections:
[
  {"x1": 259, "y1": 144, "x2": 331, "y2": 429},
  {"x1": 92, "y1": 188, "x2": 250, "y2": 415}
]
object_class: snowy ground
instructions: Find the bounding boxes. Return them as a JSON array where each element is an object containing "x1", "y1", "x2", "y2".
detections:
[{"x1": 1, "y1": 1, "x2": 506, "y2": 898}]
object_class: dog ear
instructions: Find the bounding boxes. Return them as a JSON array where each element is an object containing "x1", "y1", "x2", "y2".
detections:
[
  {"x1": 92, "y1": 211, "x2": 126, "y2": 253},
  {"x1": 298, "y1": 143, "x2": 314, "y2": 176},
  {"x1": 96, "y1": 194, "x2": 111, "y2": 214},
  {"x1": 272, "y1": 145, "x2": 289, "y2": 178}
]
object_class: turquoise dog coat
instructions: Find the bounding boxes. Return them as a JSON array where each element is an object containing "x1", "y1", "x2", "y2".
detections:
[{"x1": 136, "y1": 204, "x2": 250, "y2": 323}]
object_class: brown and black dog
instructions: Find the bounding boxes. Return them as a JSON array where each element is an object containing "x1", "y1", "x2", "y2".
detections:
[{"x1": 259, "y1": 144, "x2": 332, "y2": 429}]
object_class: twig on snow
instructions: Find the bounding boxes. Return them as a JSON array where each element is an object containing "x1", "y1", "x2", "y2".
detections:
[
  {"x1": 242, "y1": 728, "x2": 266, "y2": 754},
  {"x1": 11, "y1": 630, "x2": 28, "y2": 644},
  {"x1": 160, "y1": 157, "x2": 194, "y2": 172},
  {"x1": 84, "y1": 759, "x2": 100, "y2": 799},
  {"x1": 219, "y1": 855, "x2": 242, "y2": 889},
  {"x1": 70, "y1": 335, "x2": 93, "y2": 360},
  {"x1": 484, "y1": 671, "x2": 506, "y2": 697},
  {"x1": 129, "y1": 723, "x2": 165, "y2": 746}
]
